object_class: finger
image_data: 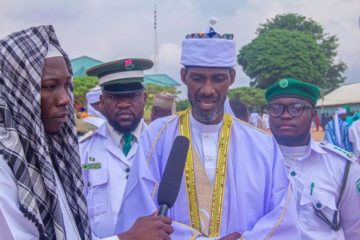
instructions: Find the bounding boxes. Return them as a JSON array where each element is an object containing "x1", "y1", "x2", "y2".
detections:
[
  {"x1": 158, "y1": 215, "x2": 172, "y2": 224},
  {"x1": 159, "y1": 223, "x2": 174, "y2": 234},
  {"x1": 159, "y1": 231, "x2": 171, "y2": 240}
]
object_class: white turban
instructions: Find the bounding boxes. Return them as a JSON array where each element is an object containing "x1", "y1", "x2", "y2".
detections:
[
  {"x1": 153, "y1": 93, "x2": 176, "y2": 113},
  {"x1": 85, "y1": 86, "x2": 105, "y2": 119}
]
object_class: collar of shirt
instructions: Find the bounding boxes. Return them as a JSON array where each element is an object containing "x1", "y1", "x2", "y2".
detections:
[
  {"x1": 279, "y1": 138, "x2": 326, "y2": 166},
  {"x1": 106, "y1": 119, "x2": 145, "y2": 146},
  {"x1": 190, "y1": 112, "x2": 223, "y2": 133}
]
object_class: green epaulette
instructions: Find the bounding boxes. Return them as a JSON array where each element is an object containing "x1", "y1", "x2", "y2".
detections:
[{"x1": 319, "y1": 141, "x2": 356, "y2": 162}]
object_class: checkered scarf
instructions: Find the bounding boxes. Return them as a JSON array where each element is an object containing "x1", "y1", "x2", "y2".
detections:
[{"x1": 0, "y1": 26, "x2": 91, "y2": 240}]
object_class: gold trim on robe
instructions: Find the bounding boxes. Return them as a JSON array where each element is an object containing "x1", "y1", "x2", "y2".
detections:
[{"x1": 178, "y1": 110, "x2": 232, "y2": 237}]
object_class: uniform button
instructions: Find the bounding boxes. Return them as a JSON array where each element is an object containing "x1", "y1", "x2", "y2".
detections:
[
  {"x1": 316, "y1": 202, "x2": 322, "y2": 208},
  {"x1": 290, "y1": 171, "x2": 296, "y2": 176},
  {"x1": 125, "y1": 168, "x2": 130, "y2": 173}
]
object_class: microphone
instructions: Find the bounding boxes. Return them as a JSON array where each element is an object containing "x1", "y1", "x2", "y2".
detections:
[{"x1": 157, "y1": 135, "x2": 189, "y2": 216}]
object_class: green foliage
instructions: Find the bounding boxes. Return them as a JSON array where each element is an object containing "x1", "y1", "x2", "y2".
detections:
[
  {"x1": 255, "y1": 13, "x2": 346, "y2": 91},
  {"x1": 176, "y1": 99, "x2": 191, "y2": 111},
  {"x1": 228, "y1": 87, "x2": 266, "y2": 109},
  {"x1": 238, "y1": 29, "x2": 330, "y2": 89},
  {"x1": 73, "y1": 76, "x2": 99, "y2": 104}
]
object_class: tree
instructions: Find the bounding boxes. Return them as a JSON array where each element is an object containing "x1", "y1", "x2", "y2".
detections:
[
  {"x1": 256, "y1": 13, "x2": 347, "y2": 91},
  {"x1": 228, "y1": 87, "x2": 266, "y2": 109},
  {"x1": 176, "y1": 99, "x2": 190, "y2": 111},
  {"x1": 238, "y1": 29, "x2": 330, "y2": 89},
  {"x1": 73, "y1": 76, "x2": 99, "y2": 105}
]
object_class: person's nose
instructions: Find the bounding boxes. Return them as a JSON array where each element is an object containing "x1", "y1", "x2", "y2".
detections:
[
  {"x1": 280, "y1": 107, "x2": 292, "y2": 120},
  {"x1": 200, "y1": 79, "x2": 216, "y2": 96},
  {"x1": 57, "y1": 87, "x2": 70, "y2": 107},
  {"x1": 116, "y1": 99, "x2": 131, "y2": 109}
]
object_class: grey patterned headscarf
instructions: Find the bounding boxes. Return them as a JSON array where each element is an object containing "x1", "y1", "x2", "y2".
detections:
[{"x1": 0, "y1": 25, "x2": 91, "y2": 240}]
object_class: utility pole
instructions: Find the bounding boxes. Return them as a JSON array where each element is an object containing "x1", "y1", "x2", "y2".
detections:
[{"x1": 153, "y1": 4, "x2": 159, "y2": 74}]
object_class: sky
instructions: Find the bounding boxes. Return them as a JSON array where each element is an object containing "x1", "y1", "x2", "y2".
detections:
[{"x1": 1, "y1": 0, "x2": 359, "y2": 98}]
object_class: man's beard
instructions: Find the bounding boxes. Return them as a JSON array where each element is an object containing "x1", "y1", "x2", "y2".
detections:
[
  {"x1": 192, "y1": 107, "x2": 223, "y2": 124},
  {"x1": 107, "y1": 116, "x2": 142, "y2": 134}
]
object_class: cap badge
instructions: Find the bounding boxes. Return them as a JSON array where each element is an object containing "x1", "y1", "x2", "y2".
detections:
[
  {"x1": 279, "y1": 79, "x2": 289, "y2": 88},
  {"x1": 124, "y1": 59, "x2": 135, "y2": 70}
]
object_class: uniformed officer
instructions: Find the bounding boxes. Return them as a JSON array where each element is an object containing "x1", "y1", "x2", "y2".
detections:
[
  {"x1": 266, "y1": 78, "x2": 360, "y2": 239},
  {"x1": 80, "y1": 58, "x2": 173, "y2": 239}
]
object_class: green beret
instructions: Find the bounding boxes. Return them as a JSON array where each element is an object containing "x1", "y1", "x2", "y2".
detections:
[{"x1": 265, "y1": 78, "x2": 320, "y2": 105}]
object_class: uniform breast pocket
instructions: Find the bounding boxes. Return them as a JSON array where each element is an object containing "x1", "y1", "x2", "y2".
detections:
[
  {"x1": 299, "y1": 189, "x2": 338, "y2": 230},
  {"x1": 88, "y1": 169, "x2": 109, "y2": 216}
]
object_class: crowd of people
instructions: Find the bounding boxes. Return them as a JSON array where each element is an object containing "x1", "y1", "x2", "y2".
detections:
[{"x1": 0, "y1": 23, "x2": 359, "y2": 240}]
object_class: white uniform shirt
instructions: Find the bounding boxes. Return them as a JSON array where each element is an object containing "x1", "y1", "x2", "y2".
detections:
[
  {"x1": 79, "y1": 120, "x2": 146, "y2": 238},
  {"x1": 0, "y1": 154, "x2": 81, "y2": 240},
  {"x1": 279, "y1": 140, "x2": 360, "y2": 240}
]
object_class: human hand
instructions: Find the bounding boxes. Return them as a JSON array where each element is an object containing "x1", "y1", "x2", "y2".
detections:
[{"x1": 117, "y1": 212, "x2": 173, "y2": 240}]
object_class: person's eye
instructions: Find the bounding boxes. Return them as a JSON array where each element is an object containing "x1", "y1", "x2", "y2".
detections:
[
  {"x1": 190, "y1": 76, "x2": 204, "y2": 82},
  {"x1": 64, "y1": 82, "x2": 71, "y2": 90},
  {"x1": 213, "y1": 75, "x2": 226, "y2": 83},
  {"x1": 292, "y1": 104, "x2": 304, "y2": 110},
  {"x1": 42, "y1": 84, "x2": 56, "y2": 90}
]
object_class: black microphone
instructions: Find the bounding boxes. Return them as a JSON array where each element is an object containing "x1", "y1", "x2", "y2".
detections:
[{"x1": 157, "y1": 135, "x2": 189, "y2": 216}]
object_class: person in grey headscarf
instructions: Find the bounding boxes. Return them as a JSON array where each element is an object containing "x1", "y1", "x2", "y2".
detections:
[{"x1": 0, "y1": 25, "x2": 91, "y2": 240}]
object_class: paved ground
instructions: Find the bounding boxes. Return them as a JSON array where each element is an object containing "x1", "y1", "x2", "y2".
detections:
[{"x1": 311, "y1": 128, "x2": 325, "y2": 142}]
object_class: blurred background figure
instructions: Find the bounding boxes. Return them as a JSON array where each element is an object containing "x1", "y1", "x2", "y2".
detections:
[
  {"x1": 349, "y1": 113, "x2": 360, "y2": 161},
  {"x1": 228, "y1": 99, "x2": 249, "y2": 122},
  {"x1": 261, "y1": 110, "x2": 270, "y2": 130},
  {"x1": 325, "y1": 107, "x2": 352, "y2": 152},
  {"x1": 151, "y1": 93, "x2": 176, "y2": 122},
  {"x1": 313, "y1": 110, "x2": 320, "y2": 131},
  {"x1": 83, "y1": 86, "x2": 106, "y2": 127},
  {"x1": 249, "y1": 108, "x2": 260, "y2": 127}
]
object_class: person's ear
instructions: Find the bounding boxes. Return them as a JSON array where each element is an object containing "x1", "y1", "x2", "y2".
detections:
[
  {"x1": 143, "y1": 92, "x2": 148, "y2": 105},
  {"x1": 229, "y1": 68, "x2": 236, "y2": 85},
  {"x1": 180, "y1": 68, "x2": 187, "y2": 85}
]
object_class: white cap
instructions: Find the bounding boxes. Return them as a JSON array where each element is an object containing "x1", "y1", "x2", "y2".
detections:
[
  {"x1": 86, "y1": 86, "x2": 102, "y2": 104},
  {"x1": 335, "y1": 107, "x2": 346, "y2": 115},
  {"x1": 180, "y1": 19, "x2": 236, "y2": 68}
]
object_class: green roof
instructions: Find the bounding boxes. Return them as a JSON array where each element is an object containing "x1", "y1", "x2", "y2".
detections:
[
  {"x1": 71, "y1": 56, "x2": 103, "y2": 77},
  {"x1": 144, "y1": 74, "x2": 180, "y2": 87}
]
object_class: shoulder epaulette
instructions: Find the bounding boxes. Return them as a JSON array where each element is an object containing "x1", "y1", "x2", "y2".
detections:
[
  {"x1": 319, "y1": 141, "x2": 356, "y2": 162},
  {"x1": 79, "y1": 130, "x2": 96, "y2": 143}
]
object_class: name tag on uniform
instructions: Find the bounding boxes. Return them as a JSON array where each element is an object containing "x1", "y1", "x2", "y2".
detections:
[{"x1": 82, "y1": 162, "x2": 101, "y2": 170}]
